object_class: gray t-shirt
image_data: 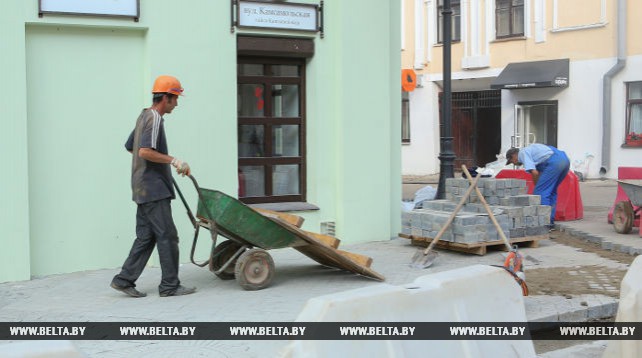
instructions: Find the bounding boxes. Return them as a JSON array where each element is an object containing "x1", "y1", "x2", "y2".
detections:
[{"x1": 125, "y1": 108, "x2": 175, "y2": 204}]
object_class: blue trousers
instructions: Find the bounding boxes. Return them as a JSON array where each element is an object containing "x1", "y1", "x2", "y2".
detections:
[{"x1": 533, "y1": 147, "x2": 570, "y2": 224}]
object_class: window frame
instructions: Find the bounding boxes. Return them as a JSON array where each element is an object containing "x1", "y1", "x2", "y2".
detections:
[
  {"x1": 437, "y1": 0, "x2": 462, "y2": 44},
  {"x1": 237, "y1": 56, "x2": 307, "y2": 204},
  {"x1": 495, "y1": 0, "x2": 525, "y2": 39},
  {"x1": 625, "y1": 81, "x2": 642, "y2": 147}
]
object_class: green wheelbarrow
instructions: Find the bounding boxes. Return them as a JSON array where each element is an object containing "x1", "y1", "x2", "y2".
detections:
[{"x1": 173, "y1": 175, "x2": 384, "y2": 291}]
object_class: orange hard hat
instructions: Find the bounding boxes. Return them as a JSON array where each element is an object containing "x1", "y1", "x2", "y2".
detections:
[{"x1": 152, "y1": 75, "x2": 184, "y2": 96}]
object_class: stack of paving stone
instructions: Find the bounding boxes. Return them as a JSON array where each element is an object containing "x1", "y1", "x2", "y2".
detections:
[{"x1": 401, "y1": 178, "x2": 552, "y2": 245}]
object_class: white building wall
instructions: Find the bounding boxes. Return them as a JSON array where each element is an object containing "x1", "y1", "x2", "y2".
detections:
[
  {"x1": 402, "y1": 81, "x2": 440, "y2": 175},
  {"x1": 608, "y1": 54, "x2": 642, "y2": 176},
  {"x1": 501, "y1": 57, "x2": 642, "y2": 179}
]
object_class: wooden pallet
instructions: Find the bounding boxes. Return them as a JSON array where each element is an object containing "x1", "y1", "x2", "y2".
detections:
[{"x1": 399, "y1": 233, "x2": 548, "y2": 256}]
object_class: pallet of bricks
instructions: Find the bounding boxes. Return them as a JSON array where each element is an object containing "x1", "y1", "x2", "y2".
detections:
[{"x1": 400, "y1": 177, "x2": 551, "y2": 255}]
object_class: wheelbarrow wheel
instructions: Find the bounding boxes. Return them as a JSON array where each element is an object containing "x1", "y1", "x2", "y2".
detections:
[
  {"x1": 234, "y1": 248, "x2": 275, "y2": 291},
  {"x1": 209, "y1": 240, "x2": 242, "y2": 280},
  {"x1": 613, "y1": 200, "x2": 634, "y2": 234}
]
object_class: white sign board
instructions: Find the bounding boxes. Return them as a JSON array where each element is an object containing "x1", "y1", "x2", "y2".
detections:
[
  {"x1": 238, "y1": 1, "x2": 318, "y2": 32},
  {"x1": 40, "y1": 0, "x2": 139, "y2": 18}
]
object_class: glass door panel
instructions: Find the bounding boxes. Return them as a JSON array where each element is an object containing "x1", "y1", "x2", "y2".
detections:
[
  {"x1": 272, "y1": 165, "x2": 300, "y2": 195},
  {"x1": 238, "y1": 84, "x2": 265, "y2": 117},
  {"x1": 272, "y1": 125, "x2": 299, "y2": 156},
  {"x1": 272, "y1": 84, "x2": 299, "y2": 117},
  {"x1": 238, "y1": 125, "x2": 265, "y2": 157}
]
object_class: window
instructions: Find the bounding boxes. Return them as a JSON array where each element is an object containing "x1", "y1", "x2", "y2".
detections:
[
  {"x1": 402, "y1": 91, "x2": 410, "y2": 143},
  {"x1": 496, "y1": 0, "x2": 524, "y2": 39},
  {"x1": 437, "y1": 0, "x2": 461, "y2": 43},
  {"x1": 626, "y1": 82, "x2": 642, "y2": 146},
  {"x1": 237, "y1": 57, "x2": 306, "y2": 203}
]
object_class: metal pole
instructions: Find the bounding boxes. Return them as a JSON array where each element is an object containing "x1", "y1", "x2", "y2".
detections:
[{"x1": 436, "y1": 0, "x2": 455, "y2": 199}]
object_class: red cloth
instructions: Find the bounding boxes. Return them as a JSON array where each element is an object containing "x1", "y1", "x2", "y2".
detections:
[{"x1": 496, "y1": 169, "x2": 584, "y2": 221}]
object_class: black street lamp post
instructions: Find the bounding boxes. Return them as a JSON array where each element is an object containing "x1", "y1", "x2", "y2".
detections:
[{"x1": 436, "y1": 0, "x2": 455, "y2": 199}]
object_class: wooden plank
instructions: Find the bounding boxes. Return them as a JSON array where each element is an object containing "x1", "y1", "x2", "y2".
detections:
[
  {"x1": 303, "y1": 230, "x2": 340, "y2": 249},
  {"x1": 260, "y1": 215, "x2": 384, "y2": 281},
  {"x1": 294, "y1": 245, "x2": 384, "y2": 281},
  {"x1": 336, "y1": 250, "x2": 373, "y2": 268},
  {"x1": 252, "y1": 207, "x2": 304, "y2": 228}
]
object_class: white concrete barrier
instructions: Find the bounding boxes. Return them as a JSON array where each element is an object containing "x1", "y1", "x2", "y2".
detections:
[
  {"x1": 281, "y1": 264, "x2": 535, "y2": 358},
  {"x1": 603, "y1": 255, "x2": 642, "y2": 358},
  {"x1": 0, "y1": 341, "x2": 85, "y2": 358}
]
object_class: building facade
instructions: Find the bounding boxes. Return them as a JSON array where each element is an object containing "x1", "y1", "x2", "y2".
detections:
[
  {"x1": 0, "y1": 0, "x2": 401, "y2": 282},
  {"x1": 402, "y1": 0, "x2": 642, "y2": 179}
]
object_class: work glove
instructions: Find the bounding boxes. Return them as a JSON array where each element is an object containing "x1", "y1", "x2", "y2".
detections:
[{"x1": 171, "y1": 158, "x2": 191, "y2": 177}]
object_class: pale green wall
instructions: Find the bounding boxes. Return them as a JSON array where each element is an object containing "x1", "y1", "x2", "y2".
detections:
[
  {"x1": 1, "y1": 2, "x2": 31, "y2": 282},
  {"x1": 1, "y1": 0, "x2": 400, "y2": 282},
  {"x1": 25, "y1": 25, "x2": 145, "y2": 275},
  {"x1": 329, "y1": 0, "x2": 402, "y2": 243}
]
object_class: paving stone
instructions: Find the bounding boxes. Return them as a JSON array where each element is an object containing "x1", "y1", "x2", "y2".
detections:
[
  {"x1": 453, "y1": 215, "x2": 481, "y2": 226},
  {"x1": 510, "y1": 228, "x2": 525, "y2": 238},
  {"x1": 511, "y1": 217, "x2": 524, "y2": 229},
  {"x1": 484, "y1": 180, "x2": 497, "y2": 191},
  {"x1": 538, "y1": 215, "x2": 551, "y2": 226},
  {"x1": 454, "y1": 232, "x2": 483, "y2": 244},
  {"x1": 524, "y1": 216, "x2": 536, "y2": 227},
  {"x1": 536, "y1": 205, "x2": 552, "y2": 217},
  {"x1": 526, "y1": 226, "x2": 548, "y2": 236},
  {"x1": 487, "y1": 196, "x2": 499, "y2": 205}
]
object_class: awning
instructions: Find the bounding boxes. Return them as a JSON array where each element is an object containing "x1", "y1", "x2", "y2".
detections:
[{"x1": 491, "y1": 59, "x2": 569, "y2": 89}]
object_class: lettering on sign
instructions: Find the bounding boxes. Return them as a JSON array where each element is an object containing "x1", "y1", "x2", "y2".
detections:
[
  {"x1": 554, "y1": 77, "x2": 568, "y2": 86},
  {"x1": 238, "y1": 1, "x2": 318, "y2": 32}
]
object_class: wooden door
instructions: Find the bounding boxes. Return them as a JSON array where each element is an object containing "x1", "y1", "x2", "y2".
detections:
[{"x1": 452, "y1": 107, "x2": 475, "y2": 169}]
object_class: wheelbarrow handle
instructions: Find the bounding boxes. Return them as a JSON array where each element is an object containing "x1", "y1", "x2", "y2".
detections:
[
  {"x1": 173, "y1": 174, "x2": 218, "y2": 267},
  {"x1": 186, "y1": 174, "x2": 202, "y2": 193},
  {"x1": 172, "y1": 177, "x2": 198, "y2": 229},
  {"x1": 172, "y1": 174, "x2": 211, "y2": 227}
]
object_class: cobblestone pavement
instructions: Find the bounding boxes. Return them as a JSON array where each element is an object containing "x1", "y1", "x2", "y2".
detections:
[{"x1": 0, "y1": 179, "x2": 634, "y2": 357}]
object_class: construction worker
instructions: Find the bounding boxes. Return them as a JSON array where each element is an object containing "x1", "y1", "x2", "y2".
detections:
[
  {"x1": 505, "y1": 144, "x2": 570, "y2": 227},
  {"x1": 111, "y1": 75, "x2": 196, "y2": 298}
]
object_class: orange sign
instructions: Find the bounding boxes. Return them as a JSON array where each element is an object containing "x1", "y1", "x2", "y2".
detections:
[{"x1": 402, "y1": 69, "x2": 417, "y2": 92}]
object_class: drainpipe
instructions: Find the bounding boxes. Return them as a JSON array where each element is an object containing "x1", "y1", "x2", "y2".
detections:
[{"x1": 600, "y1": 0, "x2": 626, "y2": 177}]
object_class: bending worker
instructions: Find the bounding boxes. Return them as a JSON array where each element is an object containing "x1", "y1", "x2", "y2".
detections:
[{"x1": 505, "y1": 143, "x2": 570, "y2": 227}]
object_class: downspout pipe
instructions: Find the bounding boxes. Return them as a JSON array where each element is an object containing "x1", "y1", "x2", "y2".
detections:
[{"x1": 601, "y1": 0, "x2": 626, "y2": 177}]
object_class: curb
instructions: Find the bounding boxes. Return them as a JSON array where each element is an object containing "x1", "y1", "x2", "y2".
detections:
[
  {"x1": 555, "y1": 224, "x2": 642, "y2": 256},
  {"x1": 525, "y1": 294, "x2": 618, "y2": 324}
]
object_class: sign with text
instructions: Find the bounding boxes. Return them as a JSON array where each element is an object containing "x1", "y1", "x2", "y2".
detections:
[
  {"x1": 39, "y1": 0, "x2": 139, "y2": 19},
  {"x1": 237, "y1": 1, "x2": 319, "y2": 32}
]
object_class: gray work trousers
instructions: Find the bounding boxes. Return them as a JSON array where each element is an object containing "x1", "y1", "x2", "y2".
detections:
[{"x1": 112, "y1": 198, "x2": 180, "y2": 294}]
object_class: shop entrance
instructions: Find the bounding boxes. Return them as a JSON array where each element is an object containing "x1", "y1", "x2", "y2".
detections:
[
  {"x1": 513, "y1": 101, "x2": 558, "y2": 148},
  {"x1": 440, "y1": 90, "x2": 502, "y2": 169}
]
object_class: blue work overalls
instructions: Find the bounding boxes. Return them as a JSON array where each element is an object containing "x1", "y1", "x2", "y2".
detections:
[{"x1": 533, "y1": 146, "x2": 570, "y2": 224}]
